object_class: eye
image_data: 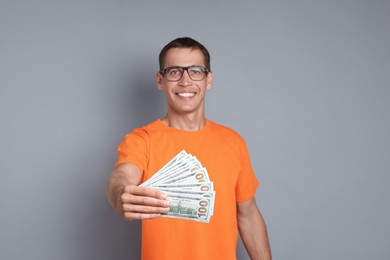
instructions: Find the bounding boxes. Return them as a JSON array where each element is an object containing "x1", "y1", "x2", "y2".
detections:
[
  {"x1": 168, "y1": 67, "x2": 182, "y2": 76},
  {"x1": 189, "y1": 66, "x2": 203, "y2": 75}
]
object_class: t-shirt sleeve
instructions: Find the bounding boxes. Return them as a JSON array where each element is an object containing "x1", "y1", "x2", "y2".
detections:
[
  {"x1": 115, "y1": 128, "x2": 149, "y2": 177},
  {"x1": 235, "y1": 140, "x2": 259, "y2": 202}
]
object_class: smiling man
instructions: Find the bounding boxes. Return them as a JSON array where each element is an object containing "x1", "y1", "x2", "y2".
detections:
[
  {"x1": 106, "y1": 37, "x2": 272, "y2": 260},
  {"x1": 157, "y1": 47, "x2": 211, "y2": 129}
]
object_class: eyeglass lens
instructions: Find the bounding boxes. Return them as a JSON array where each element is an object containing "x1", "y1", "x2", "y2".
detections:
[{"x1": 164, "y1": 66, "x2": 207, "y2": 81}]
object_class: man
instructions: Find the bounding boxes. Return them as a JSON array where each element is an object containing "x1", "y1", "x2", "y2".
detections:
[{"x1": 106, "y1": 37, "x2": 272, "y2": 260}]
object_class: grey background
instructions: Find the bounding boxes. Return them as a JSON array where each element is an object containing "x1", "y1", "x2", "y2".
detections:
[{"x1": 1, "y1": 1, "x2": 389, "y2": 259}]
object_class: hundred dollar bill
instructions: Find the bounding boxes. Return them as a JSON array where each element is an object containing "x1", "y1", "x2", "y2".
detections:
[
  {"x1": 145, "y1": 160, "x2": 202, "y2": 187},
  {"x1": 151, "y1": 182, "x2": 214, "y2": 192},
  {"x1": 140, "y1": 150, "x2": 188, "y2": 187},
  {"x1": 161, "y1": 195, "x2": 212, "y2": 223},
  {"x1": 151, "y1": 182, "x2": 215, "y2": 216},
  {"x1": 158, "y1": 167, "x2": 210, "y2": 185},
  {"x1": 161, "y1": 190, "x2": 215, "y2": 200},
  {"x1": 156, "y1": 150, "x2": 189, "y2": 175},
  {"x1": 155, "y1": 155, "x2": 196, "y2": 177},
  {"x1": 139, "y1": 150, "x2": 215, "y2": 222},
  {"x1": 162, "y1": 190, "x2": 215, "y2": 216}
]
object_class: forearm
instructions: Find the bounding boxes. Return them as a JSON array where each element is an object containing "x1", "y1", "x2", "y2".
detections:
[
  {"x1": 237, "y1": 199, "x2": 272, "y2": 260},
  {"x1": 105, "y1": 164, "x2": 141, "y2": 214}
]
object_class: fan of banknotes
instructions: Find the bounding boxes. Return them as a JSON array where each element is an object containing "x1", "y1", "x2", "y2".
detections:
[{"x1": 140, "y1": 150, "x2": 215, "y2": 223}]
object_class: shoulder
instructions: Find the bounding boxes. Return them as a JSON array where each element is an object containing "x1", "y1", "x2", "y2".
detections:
[
  {"x1": 207, "y1": 120, "x2": 247, "y2": 146},
  {"x1": 119, "y1": 120, "x2": 161, "y2": 147},
  {"x1": 126, "y1": 119, "x2": 161, "y2": 137},
  {"x1": 208, "y1": 120, "x2": 244, "y2": 139}
]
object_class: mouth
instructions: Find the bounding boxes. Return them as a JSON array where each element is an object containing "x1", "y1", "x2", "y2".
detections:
[{"x1": 176, "y1": 92, "x2": 196, "y2": 97}]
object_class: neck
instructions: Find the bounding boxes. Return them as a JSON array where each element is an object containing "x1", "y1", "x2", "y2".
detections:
[{"x1": 162, "y1": 112, "x2": 206, "y2": 131}]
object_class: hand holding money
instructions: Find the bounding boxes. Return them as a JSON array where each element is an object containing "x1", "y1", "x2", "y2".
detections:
[
  {"x1": 120, "y1": 184, "x2": 171, "y2": 220},
  {"x1": 140, "y1": 150, "x2": 215, "y2": 223}
]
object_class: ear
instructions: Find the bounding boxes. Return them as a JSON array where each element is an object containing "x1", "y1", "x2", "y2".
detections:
[
  {"x1": 156, "y1": 71, "x2": 164, "y2": 90},
  {"x1": 206, "y1": 71, "x2": 213, "y2": 90}
]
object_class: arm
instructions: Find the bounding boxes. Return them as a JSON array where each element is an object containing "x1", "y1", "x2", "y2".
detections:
[
  {"x1": 237, "y1": 198, "x2": 272, "y2": 260},
  {"x1": 105, "y1": 163, "x2": 170, "y2": 220}
]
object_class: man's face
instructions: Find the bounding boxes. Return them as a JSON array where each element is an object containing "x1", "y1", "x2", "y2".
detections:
[{"x1": 157, "y1": 48, "x2": 213, "y2": 116}]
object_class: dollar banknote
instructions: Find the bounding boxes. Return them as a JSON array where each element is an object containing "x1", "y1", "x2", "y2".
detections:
[
  {"x1": 140, "y1": 150, "x2": 215, "y2": 222},
  {"x1": 160, "y1": 195, "x2": 213, "y2": 223}
]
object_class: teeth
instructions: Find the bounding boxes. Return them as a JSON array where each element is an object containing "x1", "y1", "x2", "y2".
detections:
[{"x1": 177, "y1": 92, "x2": 195, "y2": 97}]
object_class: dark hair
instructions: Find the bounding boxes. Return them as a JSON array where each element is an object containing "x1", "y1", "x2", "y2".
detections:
[{"x1": 159, "y1": 37, "x2": 211, "y2": 70}]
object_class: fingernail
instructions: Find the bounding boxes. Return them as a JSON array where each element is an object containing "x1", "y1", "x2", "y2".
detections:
[
  {"x1": 164, "y1": 201, "x2": 171, "y2": 207},
  {"x1": 160, "y1": 193, "x2": 167, "y2": 199}
]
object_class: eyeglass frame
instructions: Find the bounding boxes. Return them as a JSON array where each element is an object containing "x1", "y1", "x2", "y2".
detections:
[{"x1": 159, "y1": 65, "x2": 210, "y2": 82}]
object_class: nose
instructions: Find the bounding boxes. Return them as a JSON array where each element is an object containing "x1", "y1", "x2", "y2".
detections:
[{"x1": 178, "y1": 69, "x2": 192, "y2": 86}]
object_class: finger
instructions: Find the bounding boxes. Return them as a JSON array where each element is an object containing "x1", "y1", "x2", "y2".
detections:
[
  {"x1": 124, "y1": 185, "x2": 167, "y2": 200},
  {"x1": 123, "y1": 212, "x2": 162, "y2": 221},
  {"x1": 121, "y1": 193, "x2": 171, "y2": 207},
  {"x1": 123, "y1": 204, "x2": 170, "y2": 214}
]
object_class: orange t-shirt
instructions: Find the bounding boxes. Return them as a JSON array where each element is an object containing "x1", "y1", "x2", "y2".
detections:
[{"x1": 116, "y1": 119, "x2": 259, "y2": 260}]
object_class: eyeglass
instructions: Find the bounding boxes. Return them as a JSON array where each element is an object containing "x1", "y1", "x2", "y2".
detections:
[{"x1": 160, "y1": 66, "x2": 210, "y2": 82}]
